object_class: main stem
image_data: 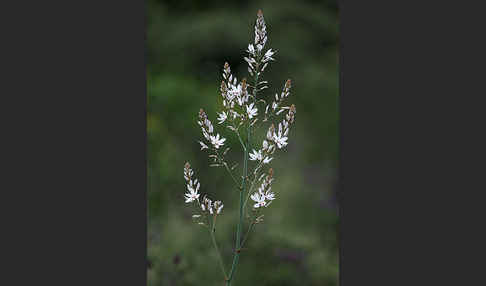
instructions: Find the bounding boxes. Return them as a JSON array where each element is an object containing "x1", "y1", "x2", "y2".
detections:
[
  {"x1": 226, "y1": 71, "x2": 259, "y2": 286},
  {"x1": 226, "y1": 125, "x2": 249, "y2": 285}
]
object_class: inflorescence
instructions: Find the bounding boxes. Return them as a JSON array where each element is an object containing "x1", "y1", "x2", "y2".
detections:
[{"x1": 182, "y1": 9, "x2": 297, "y2": 285}]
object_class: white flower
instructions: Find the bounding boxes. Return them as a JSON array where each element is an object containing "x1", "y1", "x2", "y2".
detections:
[
  {"x1": 250, "y1": 192, "x2": 266, "y2": 208},
  {"x1": 217, "y1": 111, "x2": 227, "y2": 124},
  {"x1": 227, "y1": 84, "x2": 241, "y2": 101},
  {"x1": 273, "y1": 132, "x2": 288, "y2": 148},
  {"x1": 184, "y1": 184, "x2": 200, "y2": 203},
  {"x1": 237, "y1": 95, "x2": 245, "y2": 106},
  {"x1": 188, "y1": 179, "x2": 200, "y2": 192},
  {"x1": 184, "y1": 163, "x2": 201, "y2": 203},
  {"x1": 269, "y1": 144, "x2": 276, "y2": 153},
  {"x1": 205, "y1": 119, "x2": 214, "y2": 133},
  {"x1": 264, "y1": 49, "x2": 275, "y2": 58},
  {"x1": 202, "y1": 128, "x2": 210, "y2": 140},
  {"x1": 272, "y1": 101, "x2": 278, "y2": 110},
  {"x1": 207, "y1": 199, "x2": 213, "y2": 214},
  {"x1": 246, "y1": 103, "x2": 258, "y2": 119},
  {"x1": 247, "y1": 44, "x2": 255, "y2": 55},
  {"x1": 213, "y1": 200, "x2": 224, "y2": 214},
  {"x1": 265, "y1": 188, "x2": 275, "y2": 201},
  {"x1": 249, "y1": 149, "x2": 263, "y2": 161},
  {"x1": 256, "y1": 44, "x2": 263, "y2": 52},
  {"x1": 283, "y1": 120, "x2": 289, "y2": 130},
  {"x1": 244, "y1": 56, "x2": 256, "y2": 65},
  {"x1": 262, "y1": 140, "x2": 269, "y2": 150},
  {"x1": 185, "y1": 193, "x2": 199, "y2": 203},
  {"x1": 273, "y1": 123, "x2": 288, "y2": 149},
  {"x1": 249, "y1": 149, "x2": 272, "y2": 164},
  {"x1": 263, "y1": 49, "x2": 275, "y2": 62},
  {"x1": 210, "y1": 133, "x2": 226, "y2": 149},
  {"x1": 199, "y1": 141, "x2": 208, "y2": 150}
]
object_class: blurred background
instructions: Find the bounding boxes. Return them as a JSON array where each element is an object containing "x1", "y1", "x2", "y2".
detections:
[{"x1": 147, "y1": 0, "x2": 339, "y2": 285}]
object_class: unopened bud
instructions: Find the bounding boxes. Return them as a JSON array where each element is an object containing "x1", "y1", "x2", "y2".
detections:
[
  {"x1": 285, "y1": 79, "x2": 292, "y2": 90},
  {"x1": 220, "y1": 80, "x2": 227, "y2": 93},
  {"x1": 290, "y1": 104, "x2": 296, "y2": 113}
]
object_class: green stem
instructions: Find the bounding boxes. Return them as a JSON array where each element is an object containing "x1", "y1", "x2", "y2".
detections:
[
  {"x1": 235, "y1": 129, "x2": 246, "y2": 151},
  {"x1": 226, "y1": 67, "x2": 260, "y2": 286},
  {"x1": 240, "y1": 221, "x2": 255, "y2": 249},
  {"x1": 226, "y1": 125, "x2": 248, "y2": 286},
  {"x1": 223, "y1": 162, "x2": 240, "y2": 189},
  {"x1": 243, "y1": 162, "x2": 264, "y2": 209},
  {"x1": 209, "y1": 217, "x2": 227, "y2": 279}
]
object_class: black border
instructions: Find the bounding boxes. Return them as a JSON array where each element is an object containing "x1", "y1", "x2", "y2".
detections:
[{"x1": 2, "y1": 0, "x2": 147, "y2": 285}]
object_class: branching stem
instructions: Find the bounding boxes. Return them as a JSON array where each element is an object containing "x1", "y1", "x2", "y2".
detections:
[{"x1": 226, "y1": 63, "x2": 260, "y2": 286}]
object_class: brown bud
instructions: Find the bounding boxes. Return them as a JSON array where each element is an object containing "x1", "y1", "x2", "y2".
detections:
[
  {"x1": 268, "y1": 168, "x2": 274, "y2": 178},
  {"x1": 241, "y1": 78, "x2": 247, "y2": 90},
  {"x1": 224, "y1": 62, "x2": 229, "y2": 70},
  {"x1": 184, "y1": 162, "x2": 191, "y2": 169},
  {"x1": 269, "y1": 123, "x2": 275, "y2": 134},
  {"x1": 199, "y1": 108, "x2": 207, "y2": 119},
  {"x1": 220, "y1": 80, "x2": 227, "y2": 93},
  {"x1": 290, "y1": 104, "x2": 296, "y2": 113},
  {"x1": 285, "y1": 79, "x2": 292, "y2": 90},
  {"x1": 257, "y1": 9, "x2": 263, "y2": 17}
]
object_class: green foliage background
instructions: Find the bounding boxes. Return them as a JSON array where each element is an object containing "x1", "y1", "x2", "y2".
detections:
[{"x1": 147, "y1": 0, "x2": 339, "y2": 285}]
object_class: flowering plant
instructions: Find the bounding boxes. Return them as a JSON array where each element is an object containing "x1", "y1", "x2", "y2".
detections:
[{"x1": 182, "y1": 10, "x2": 296, "y2": 285}]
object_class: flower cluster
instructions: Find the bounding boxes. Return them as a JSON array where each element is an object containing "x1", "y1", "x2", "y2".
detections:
[
  {"x1": 246, "y1": 10, "x2": 274, "y2": 74},
  {"x1": 247, "y1": 103, "x2": 296, "y2": 171},
  {"x1": 184, "y1": 162, "x2": 200, "y2": 203},
  {"x1": 245, "y1": 10, "x2": 275, "y2": 78},
  {"x1": 265, "y1": 104, "x2": 296, "y2": 149},
  {"x1": 250, "y1": 168, "x2": 276, "y2": 208},
  {"x1": 222, "y1": 64, "x2": 249, "y2": 107},
  {"x1": 198, "y1": 108, "x2": 226, "y2": 150},
  {"x1": 201, "y1": 195, "x2": 224, "y2": 215},
  {"x1": 249, "y1": 149, "x2": 273, "y2": 164},
  {"x1": 266, "y1": 79, "x2": 292, "y2": 117},
  {"x1": 184, "y1": 162, "x2": 224, "y2": 223}
]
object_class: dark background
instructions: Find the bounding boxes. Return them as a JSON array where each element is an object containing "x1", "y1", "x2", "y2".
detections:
[{"x1": 147, "y1": 0, "x2": 339, "y2": 285}]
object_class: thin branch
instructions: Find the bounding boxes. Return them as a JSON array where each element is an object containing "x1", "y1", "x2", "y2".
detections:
[
  {"x1": 240, "y1": 221, "x2": 256, "y2": 249},
  {"x1": 223, "y1": 162, "x2": 241, "y2": 189},
  {"x1": 209, "y1": 215, "x2": 227, "y2": 279}
]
